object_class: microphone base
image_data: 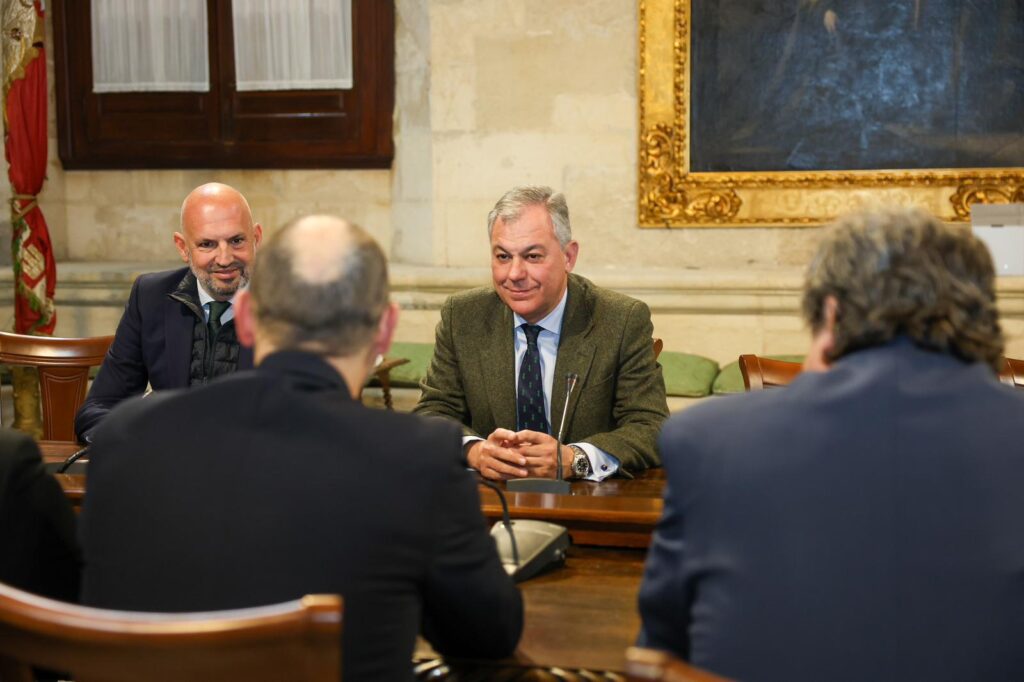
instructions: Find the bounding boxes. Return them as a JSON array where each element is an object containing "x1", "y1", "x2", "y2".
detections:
[{"x1": 506, "y1": 477, "x2": 571, "y2": 495}]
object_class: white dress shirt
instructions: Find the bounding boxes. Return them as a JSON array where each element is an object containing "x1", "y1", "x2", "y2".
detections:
[{"x1": 196, "y1": 283, "x2": 236, "y2": 325}]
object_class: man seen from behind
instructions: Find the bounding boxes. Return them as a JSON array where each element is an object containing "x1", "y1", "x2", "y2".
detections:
[
  {"x1": 80, "y1": 215, "x2": 523, "y2": 681},
  {"x1": 638, "y1": 207, "x2": 1024, "y2": 682}
]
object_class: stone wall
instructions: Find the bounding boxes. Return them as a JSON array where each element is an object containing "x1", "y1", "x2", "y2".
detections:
[
  {"x1": 395, "y1": 0, "x2": 823, "y2": 271},
  {"x1": 4, "y1": 263, "x2": 1024, "y2": 367},
  {"x1": 4, "y1": 1, "x2": 1023, "y2": 365},
  {"x1": 15, "y1": 0, "x2": 825, "y2": 271}
]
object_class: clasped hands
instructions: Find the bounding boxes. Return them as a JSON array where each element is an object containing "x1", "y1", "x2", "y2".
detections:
[{"x1": 466, "y1": 428, "x2": 573, "y2": 481}]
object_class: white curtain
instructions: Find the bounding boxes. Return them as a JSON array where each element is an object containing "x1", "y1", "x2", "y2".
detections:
[
  {"x1": 91, "y1": 0, "x2": 210, "y2": 93},
  {"x1": 231, "y1": 0, "x2": 353, "y2": 91}
]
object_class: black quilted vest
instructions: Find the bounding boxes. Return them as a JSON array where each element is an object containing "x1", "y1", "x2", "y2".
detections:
[{"x1": 168, "y1": 273, "x2": 242, "y2": 386}]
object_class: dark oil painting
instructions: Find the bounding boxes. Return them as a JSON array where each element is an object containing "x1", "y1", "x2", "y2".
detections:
[{"x1": 690, "y1": 0, "x2": 1024, "y2": 172}]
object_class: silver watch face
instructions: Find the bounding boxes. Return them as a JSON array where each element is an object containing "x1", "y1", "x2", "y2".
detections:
[{"x1": 572, "y1": 451, "x2": 590, "y2": 477}]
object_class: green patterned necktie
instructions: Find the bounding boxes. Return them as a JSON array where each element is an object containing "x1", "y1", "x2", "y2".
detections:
[
  {"x1": 208, "y1": 300, "x2": 231, "y2": 339},
  {"x1": 517, "y1": 324, "x2": 549, "y2": 434}
]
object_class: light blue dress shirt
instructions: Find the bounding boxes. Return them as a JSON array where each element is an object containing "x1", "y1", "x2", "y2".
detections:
[{"x1": 464, "y1": 288, "x2": 620, "y2": 482}]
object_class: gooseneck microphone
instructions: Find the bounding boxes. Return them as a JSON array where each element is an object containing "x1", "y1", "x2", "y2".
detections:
[
  {"x1": 57, "y1": 446, "x2": 89, "y2": 474},
  {"x1": 507, "y1": 372, "x2": 579, "y2": 495},
  {"x1": 478, "y1": 478, "x2": 520, "y2": 567},
  {"x1": 554, "y1": 372, "x2": 579, "y2": 483}
]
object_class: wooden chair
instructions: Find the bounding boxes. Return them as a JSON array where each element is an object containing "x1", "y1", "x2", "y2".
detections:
[
  {"x1": 0, "y1": 582, "x2": 342, "y2": 682},
  {"x1": 0, "y1": 332, "x2": 113, "y2": 442},
  {"x1": 367, "y1": 356, "x2": 411, "y2": 410},
  {"x1": 738, "y1": 354, "x2": 802, "y2": 391},
  {"x1": 626, "y1": 647, "x2": 733, "y2": 681},
  {"x1": 653, "y1": 337, "x2": 664, "y2": 361},
  {"x1": 998, "y1": 356, "x2": 1024, "y2": 388},
  {"x1": 741, "y1": 353, "x2": 1024, "y2": 392}
]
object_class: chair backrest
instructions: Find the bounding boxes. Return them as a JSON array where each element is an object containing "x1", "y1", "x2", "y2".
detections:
[
  {"x1": 0, "y1": 332, "x2": 114, "y2": 441},
  {"x1": 741, "y1": 353, "x2": 1024, "y2": 392},
  {"x1": 998, "y1": 356, "x2": 1024, "y2": 388},
  {"x1": 626, "y1": 647, "x2": 733, "y2": 682},
  {"x1": 738, "y1": 354, "x2": 802, "y2": 391},
  {"x1": 653, "y1": 338, "x2": 664, "y2": 361},
  {"x1": 0, "y1": 582, "x2": 341, "y2": 682}
]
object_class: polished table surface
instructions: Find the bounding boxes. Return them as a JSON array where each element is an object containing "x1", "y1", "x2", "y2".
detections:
[
  {"x1": 415, "y1": 545, "x2": 646, "y2": 677},
  {"x1": 480, "y1": 470, "x2": 664, "y2": 548},
  {"x1": 51, "y1": 446, "x2": 666, "y2": 548}
]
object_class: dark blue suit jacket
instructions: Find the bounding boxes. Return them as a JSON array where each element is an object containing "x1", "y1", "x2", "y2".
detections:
[
  {"x1": 74, "y1": 267, "x2": 253, "y2": 442},
  {"x1": 0, "y1": 428, "x2": 79, "y2": 600},
  {"x1": 639, "y1": 339, "x2": 1024, "y2": 682}
]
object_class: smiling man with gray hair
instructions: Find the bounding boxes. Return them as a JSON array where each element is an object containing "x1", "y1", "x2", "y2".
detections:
[
  {"x1": 80, "y1": 215, "x2": 522, "y2": 681},
  {"x1": 415, "y1": 185, "x2": 669, "y2": 481}
]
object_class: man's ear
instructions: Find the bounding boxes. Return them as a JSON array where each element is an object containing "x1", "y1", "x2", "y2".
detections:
[
  {"x1": 803, "y1": 295, "x2": 838, "y2": 372},
  {"x1": 252, "y1": 223, "x2": 263, "y2": 248},
  {"x1": 233, "y1": 290, "x2": 256, "y2": 349},
  {"x1": 371, "y1": 302, "x2": 399, "y2": 360},
  {"x1": 173, "y1": 232, "x2": 189, "y2": 263},
  {"x1": 564, "y1": 240, "x2": 580, "y2": 272}
]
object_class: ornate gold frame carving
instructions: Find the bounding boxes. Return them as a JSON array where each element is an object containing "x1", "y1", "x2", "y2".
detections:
[{"x1": 638, "y1": 0, "x2": 1024, "y2": 228}]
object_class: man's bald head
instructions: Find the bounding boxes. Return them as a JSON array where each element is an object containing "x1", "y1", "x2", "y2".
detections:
[
  {"x1": 249, "y1": 215, "x2": 389, "y2": 356},
  {"x1": 180, "y1": 183, "x2": 254, "y2": 233},
  {"x1": 174, "y1": 183, "x2": 262, "y2": 300}
]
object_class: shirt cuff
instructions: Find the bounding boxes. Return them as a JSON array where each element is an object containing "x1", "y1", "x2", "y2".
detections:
[
  {"x1": 572, "y1": 442, "x2": 619, "y2": 482},
  {"x1": 462, "y1": 436, "x2": 484, "y2": 467}
]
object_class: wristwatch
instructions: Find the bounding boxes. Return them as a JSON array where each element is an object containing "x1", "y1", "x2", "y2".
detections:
[{"x1": 569, "y1": 445, "x2": 591, "y2": 479}]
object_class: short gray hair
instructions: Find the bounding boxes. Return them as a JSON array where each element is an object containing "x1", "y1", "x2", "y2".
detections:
[
  {"x1": 250, "y1": 215, "x2": 389, "y2": 356},
  {"x1": 486, "y1": 186, "x2": 572, "y2": 247}
]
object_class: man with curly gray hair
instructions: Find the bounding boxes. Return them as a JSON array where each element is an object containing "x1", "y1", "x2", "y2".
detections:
[{"x1": 639, "y1": 206, "x2": 1024, "y2": 682}]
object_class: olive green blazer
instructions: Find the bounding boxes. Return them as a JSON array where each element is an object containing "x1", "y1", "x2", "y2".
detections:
[{"x1": 413, "y1": 274, "x2": 669, "y2": 475}]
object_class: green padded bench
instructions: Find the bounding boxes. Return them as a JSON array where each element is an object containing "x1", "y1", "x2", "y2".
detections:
[
  {"x1": 369, "y1": 342, "x2": 721, "y2": 413},
  {"x1": 657, "y1": 350, "x2": 719, "y2": 399},
  {"x1": 379, "y1": 342, "x2": 436, "y2": 389}
]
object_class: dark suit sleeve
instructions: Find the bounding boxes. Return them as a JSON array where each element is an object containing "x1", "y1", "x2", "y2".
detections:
[
  {"x1": 0, "y1": 429, "x2": 81, "y2": 601},
  {"x1": 75, "y1": 277, "x2": 151, "y2": 443},
  {"x1": 583, "y1": 299, "x2": 669, "y2": 472},
  {"x1": 420, "y1": 454, "x2": 523, "y2": 658},
  {"x1": 413, "y1": 296, "x2": 481, "y2": 439},
  {"x1": 637, "y1": 420, "x2": 694, "y2": 658}
]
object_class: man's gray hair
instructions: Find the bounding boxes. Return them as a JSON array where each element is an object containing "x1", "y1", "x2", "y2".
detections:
[
  {"x1": 802, "y1": 206, "x2": 1003, "y2": 369},
  {"x1": 486, "y1": 186, "x2": 572, "y2": 247},
  {"x1": 250, "y1": 215, "x2": 389, "y2": 356}
]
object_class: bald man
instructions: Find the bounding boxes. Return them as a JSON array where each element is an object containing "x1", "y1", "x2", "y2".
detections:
[
  {"x1": 80, "y1": 215, "x2": 522, "y2": 681},
  {"x1": 74, "y1": 183, "x2": 263, "y2": 442}
]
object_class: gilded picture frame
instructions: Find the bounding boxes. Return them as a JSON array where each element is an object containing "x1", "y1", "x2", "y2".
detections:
[{"x1": 638, "y1": 0, "x2": 1024, "y2": 228}]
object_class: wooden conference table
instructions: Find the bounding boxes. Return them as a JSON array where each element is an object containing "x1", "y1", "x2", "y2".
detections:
[{"x1": 45, "y1": 441, "x2": 666, "y2": 678}]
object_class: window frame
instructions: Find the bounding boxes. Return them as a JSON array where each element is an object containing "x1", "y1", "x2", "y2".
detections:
[{"x1": 52, "y1": 0, "x2": 394, "y2": 170}]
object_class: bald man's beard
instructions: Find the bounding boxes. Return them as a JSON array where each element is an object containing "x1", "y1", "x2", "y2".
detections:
[{"x1": 187, "y1": 254, "x2": 251, "y2": 300}]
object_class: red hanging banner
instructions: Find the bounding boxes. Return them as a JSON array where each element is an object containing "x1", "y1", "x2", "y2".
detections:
[{"x1": 3, "y1": 0, "x2": 56, "y2": 335}]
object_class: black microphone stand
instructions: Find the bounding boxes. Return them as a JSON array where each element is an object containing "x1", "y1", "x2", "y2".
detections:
[{"x1": 56, "y1": 446, "x2": 89, "y2": 474}]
